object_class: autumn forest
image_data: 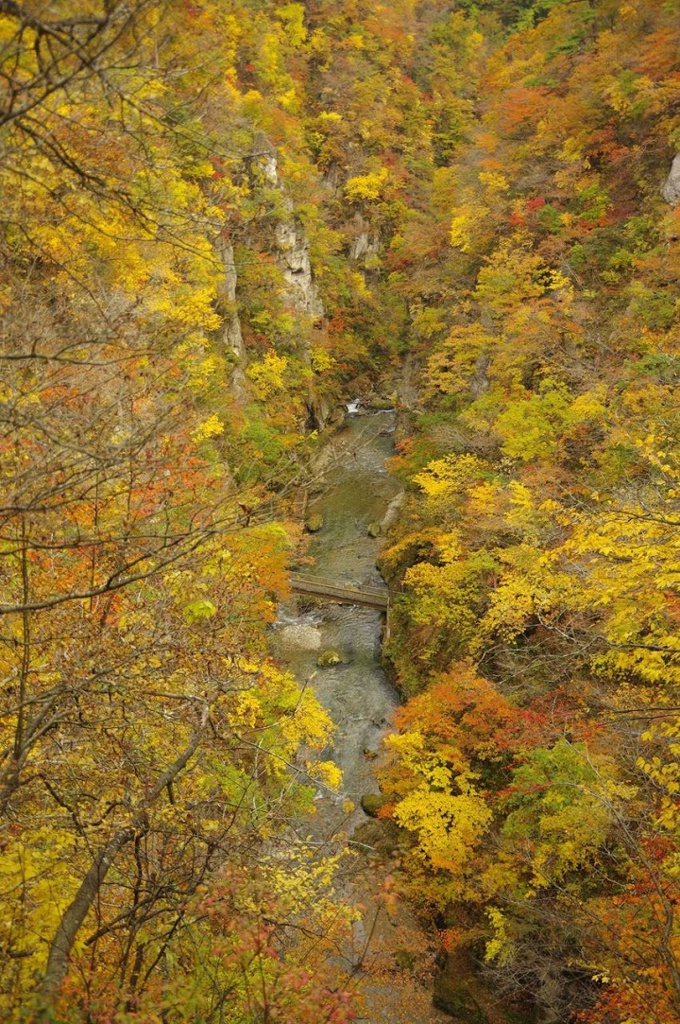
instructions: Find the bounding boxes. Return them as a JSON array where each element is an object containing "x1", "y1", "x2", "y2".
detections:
[{"x1": 1, "y1": 1, "x2": 679, "y2": 1022}]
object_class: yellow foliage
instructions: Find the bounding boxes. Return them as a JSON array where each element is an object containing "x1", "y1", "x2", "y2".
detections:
[
  {"x1": 276, "y1": 3, "x2": 307, "y2": 47},
  {"x1": 478, "y1": 171, "x2": 510, "y2": 193},
  {"x1": 344, "y1": 167, "x2": 389, "y2": 202},
  {"x1": 310, "y1": 346, "x2": 336, "y2": 373},
  {"x1": 450, "y1": 210, "x2": 473, "y2": 251},
  {"x1": 307, "y1": 759, "x2": 343, "y2": 791},
  {"x1": 246, "y1": 351, "x2": 289, "y2": 398},
  {"x1": 191, "y1": 413, "x2": 225, "y2": 442}
]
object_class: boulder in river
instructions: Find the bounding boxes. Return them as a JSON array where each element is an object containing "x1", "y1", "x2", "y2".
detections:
[
  {"x1": 305, "y1": 513, "x2": 324, "y2": 533},
  {"x1": 317, "y1": 648, "x2": 343, "y2": 667},
  {"x1": 367, "y1": 521, "x2": 381, "y2": 538},
  {"x1": 379, "y1": 492, "x2": 405, "y2": 533},
  {"x1": 277, "y1": 623, "x2": 322, "y2": 651},
  {"x1": 364, "y1": 394, "x2": 395, "y2": 411}
]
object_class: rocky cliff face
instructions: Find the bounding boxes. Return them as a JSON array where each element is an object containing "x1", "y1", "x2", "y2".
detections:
[
  {"x1": 662, "y1": 153, "x2": 680, "y2": 205},
  {"x1": 349, "y1": 212, "x2": 381, "y2": 265},
  {"x1": 219, "y1": 241, "x2": 246, "y2": 363},
  {"x1": 275, "y1": 216, "x2": 325, "y2": 319},
  {"x1": 259, "y1": 145, "x2": 324, "y2": 319},
  {"x1": 220, "y1": 136, "x2": 324, "y2": 359}
]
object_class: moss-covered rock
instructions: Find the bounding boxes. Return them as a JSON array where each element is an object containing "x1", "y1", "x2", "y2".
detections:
[
  {"x1": 305, "y1": 513, "x2": 324, "y2": 533},
  {"x1": 367, "y1": 521, "x2": 381, "y2": 537},
  {"x1": 394, "y1": 948, "x2": 417, "y2": 971},
  {"x1": 360, "y1": 793, "x2": 388, "y2": 817},
  {"x1": 317, "y1": 648, "x2": 343, "y2": 667},
  {"x1": 365, "y1": 395, "x2": 394, "y2": 410}
]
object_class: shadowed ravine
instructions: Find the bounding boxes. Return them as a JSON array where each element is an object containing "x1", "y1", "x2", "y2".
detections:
[
  {"x1": 270, "y1": 409, "x2": 451, "y2": 1023},
  {"x1": 272, "y1": 409, "x2": 398, "y2": 814}
]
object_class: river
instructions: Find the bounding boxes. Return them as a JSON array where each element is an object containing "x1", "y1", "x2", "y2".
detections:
[
  {"x1": 272, "y1": 408, "x2": 398, "y2": 818},
  {"x1": 270, "y1": 408, "x2": 450, "y2": 1024}
]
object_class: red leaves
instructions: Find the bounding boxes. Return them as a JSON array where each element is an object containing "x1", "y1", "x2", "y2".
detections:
[
  {"x1": 496, "y1": 85, "x2": 550, "y2": 136},
  {"x1": 526, "y1": 197, "x2": 546, "y2": 212},
  {"x1": 391, "y1": 663, "x2": 559, "y2": 766}
]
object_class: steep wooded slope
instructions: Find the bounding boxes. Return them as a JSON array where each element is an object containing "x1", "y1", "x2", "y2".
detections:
[{"x1": 378, "y1": 3, "x2": 680, "y2": 1022}]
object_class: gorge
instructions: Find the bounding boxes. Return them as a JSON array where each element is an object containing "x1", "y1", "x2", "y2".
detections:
[{"x1": 0, "y1": 2, "x2": 679, "y2": 1022}]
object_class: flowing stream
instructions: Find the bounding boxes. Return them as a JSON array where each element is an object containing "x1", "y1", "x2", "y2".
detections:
[
  {"x1": 271, "y1": 408, "x2": 399, "y2": 822},
  {"x1": 270, "y1": 409, "x2": 450, "y2": 1023}
]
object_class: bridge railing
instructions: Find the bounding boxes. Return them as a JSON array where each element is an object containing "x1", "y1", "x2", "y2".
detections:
[{"x1": 289, "y1": 572, "x2": 388, "y2": 608}]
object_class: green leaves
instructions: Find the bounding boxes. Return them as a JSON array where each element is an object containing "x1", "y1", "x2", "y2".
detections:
[{"x1": 183, "y1": 598, "x2": 218, "y2": 623}]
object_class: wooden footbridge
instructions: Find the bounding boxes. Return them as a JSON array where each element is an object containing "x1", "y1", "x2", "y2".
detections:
[{"x1": 289, "y1": 572, "x2": 389, "y2": 610}]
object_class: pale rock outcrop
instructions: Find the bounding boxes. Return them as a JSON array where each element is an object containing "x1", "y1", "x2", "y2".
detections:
[
  {"x1": 662, "y1": 153, "x2": 680, "y2": 205},
  {"x1": 253, "y1": 133, "x2": 324, "y2": 317},
  {"x1": 305, "y1": 391, "x2": 334, "y2": 431},
  {"x1": 222, "y1": 132, "x2": 326, "y2": 412},
  {"x1": 275, "y1": 214, "x2": 324, "y2": 318},
  {"x1": 252, "y1": 130, "x2": 279, "y2": 185},
  {"x1": 259, "y1": 151, "x2": 279, "y2": 185},
  {"x1": 349, "y1": 213, "x2": 381, "y2": 263},
  {"x1": 219, "y1": 242, "x2": 246, "y2": 363}
]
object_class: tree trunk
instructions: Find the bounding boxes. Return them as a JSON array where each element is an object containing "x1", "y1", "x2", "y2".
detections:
[{"x1": 37, "y1": 707, "x2": 209, "y2": 1011}]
